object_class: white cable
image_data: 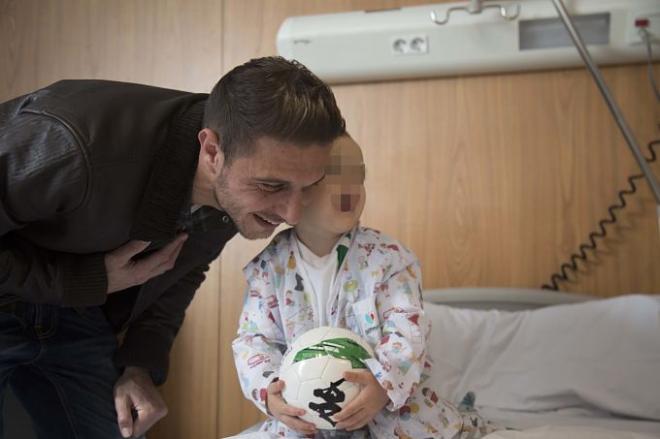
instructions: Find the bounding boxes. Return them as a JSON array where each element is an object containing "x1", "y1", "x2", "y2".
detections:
[
  {"x1": 640, "y1": 28, "x2": 660, "y2": 239},
  {"x1": 639, "y1": 27, "x2": 660, "y2": 102}
]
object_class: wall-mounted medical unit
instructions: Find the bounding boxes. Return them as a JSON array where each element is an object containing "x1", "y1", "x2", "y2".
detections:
[{"x1": 276, "y1": 0, "x2": 660, "y2": 83}]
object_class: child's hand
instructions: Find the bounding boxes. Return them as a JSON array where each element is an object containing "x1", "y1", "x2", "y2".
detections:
[
  {"x1": 334, "y1": 370, "x2": 390, "y2": 431},
  {"x1": 266, "y1": 379, "x2": 317, "y2": 436}
]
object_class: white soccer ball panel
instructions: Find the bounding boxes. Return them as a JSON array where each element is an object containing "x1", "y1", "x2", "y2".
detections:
[
  {"x1": 296, "y1": 355, "x2": 329, "y2": 381},
  {"x1": 280, "y1": 364, "x2": 302, "y2": 402},
  {"x1": 318, "y1": 357, "x2": 352, "y2": 383},
  {"x1": 281, "y1": 356, "x2": 333, "y2": 403},
  {"x1": 280, "y1": 347, "x2": 295, "y2": 372}
]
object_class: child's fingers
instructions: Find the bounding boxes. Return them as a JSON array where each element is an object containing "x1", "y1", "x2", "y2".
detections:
[
  {"x1": 279, "y1": 402, "x2": 306, "y2": 418},
  {"x1": 335, "y1": 407, "x2": 367, "y2": 430},
  {"x1": 266, "y1": 388, "x2": 289, "y2": 417},
  {"x1": 281, "y1": 414, "x2": 316, "y2": 435},
  {"x1": 267, "y1": 379, "x2": 285, "y2": 395},
  {"x1": 333, "y1": 397, "x2": 363, "y2": 422},
  {"x1": 343, "y1": 370, "x2": 371, "y2": 384}
]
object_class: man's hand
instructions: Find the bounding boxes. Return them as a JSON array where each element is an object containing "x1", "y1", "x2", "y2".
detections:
[
  {"x1": 334, "y1": 370, "x2": 390, "y2": 431},
  {"x1": 114, "y1": 366, "x2": 168, "y2": 438},
  {"x1": 105, "y1": 234, "x2": 188, "y2": 294},
  {"x1": 267, "y1": 379, "x2": 317, "y2": 435}
]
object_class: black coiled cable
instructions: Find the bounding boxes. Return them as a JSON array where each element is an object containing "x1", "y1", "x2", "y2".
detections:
[{"x1": 542, "y1": 137, "x2": 660, "y2": 291}]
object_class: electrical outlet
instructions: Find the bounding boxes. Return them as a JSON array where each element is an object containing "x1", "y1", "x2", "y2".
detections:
[
  {"x1": 626, "y1": 11, "x2": 660, "y2": 45},
  {"x1": 391, "y1": 35, "x2": 429, "y2": 55}
]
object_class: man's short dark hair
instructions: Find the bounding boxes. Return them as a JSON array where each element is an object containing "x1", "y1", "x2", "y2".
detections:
[{"x1": 204, "y1": 56, "x2": 346, "y2": 163}]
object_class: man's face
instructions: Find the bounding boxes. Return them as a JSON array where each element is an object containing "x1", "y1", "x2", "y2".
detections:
[{"x1": 214, "y1": 137, "x2": 330, "y2": 240}]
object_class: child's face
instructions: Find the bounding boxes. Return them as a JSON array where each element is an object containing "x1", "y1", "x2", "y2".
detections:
[{"x1": 299, "y1": 136, "x2": 366, "y2": 235}]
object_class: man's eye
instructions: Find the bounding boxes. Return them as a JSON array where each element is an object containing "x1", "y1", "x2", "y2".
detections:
[{"x1": 257, "y1": 184, "x2": 282, "y2": 193}]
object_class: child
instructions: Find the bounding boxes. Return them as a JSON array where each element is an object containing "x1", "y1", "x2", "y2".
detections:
[{"x1": 232, "y1": 135, "x2": 496, "y2": 438}]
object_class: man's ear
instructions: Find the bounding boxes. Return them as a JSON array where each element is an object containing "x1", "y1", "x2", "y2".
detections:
[{"x1": 197, "y1": 128, "x2": 225, "y2": 178}]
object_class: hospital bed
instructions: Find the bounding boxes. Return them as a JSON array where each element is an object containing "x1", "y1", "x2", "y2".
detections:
[{"x1": 227, "y1": 288, "x2": 660, "y2": 438}]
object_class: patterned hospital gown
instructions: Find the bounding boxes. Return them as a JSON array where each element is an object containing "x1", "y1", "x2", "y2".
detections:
[{"x1": 232, "y1": 226, "x2": 496, "y2": 438}]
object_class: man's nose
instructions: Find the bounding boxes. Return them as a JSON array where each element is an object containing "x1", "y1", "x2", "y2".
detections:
[{"x1": 279, "y1": 191, "x2": 303, "y2": 226}]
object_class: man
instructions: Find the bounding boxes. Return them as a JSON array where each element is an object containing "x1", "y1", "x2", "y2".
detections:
[{"x1": 0, "y1": 56, "x2": 346, "y2": 438}]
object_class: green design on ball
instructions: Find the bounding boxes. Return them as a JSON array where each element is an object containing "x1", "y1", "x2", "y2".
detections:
[{"x1": 293, "y1": 337, "x2": 371, "y2": 369}]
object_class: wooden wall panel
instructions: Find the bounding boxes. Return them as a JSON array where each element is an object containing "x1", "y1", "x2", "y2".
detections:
[
  {"x1": 0, "y1": 0, "x2": 222, "y2": 98},
  {"x1": 1, "y1": 1, "x2": 224, "y2": 438},
  {"x1": 335, "y1": 67, "x2": 660, "y2": 294},
  {"x1": 218, "y1": 0, "x2": 660, "y2": 435}
]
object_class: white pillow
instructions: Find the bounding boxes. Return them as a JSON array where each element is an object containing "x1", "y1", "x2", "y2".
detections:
[{"x1": 423, "y1": 295, "x2": 660, "y2": 421}]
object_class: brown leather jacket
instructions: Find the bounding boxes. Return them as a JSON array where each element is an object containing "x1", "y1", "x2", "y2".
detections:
[{"x1": 0, "y1": 80, "x2": 237, "y2": 383}]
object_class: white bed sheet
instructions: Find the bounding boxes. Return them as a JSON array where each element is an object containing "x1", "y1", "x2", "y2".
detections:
[
  {"x1": 484, "y1": 425, "x2": 659, "y2": 439},
  {"x1": 479, "y1": 406, "x2": 660, "y2": 436}
]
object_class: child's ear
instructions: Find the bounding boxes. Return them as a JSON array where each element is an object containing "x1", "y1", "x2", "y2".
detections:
[{"x1": 356, "y1": 185, "x2": 367, "y2": 219}]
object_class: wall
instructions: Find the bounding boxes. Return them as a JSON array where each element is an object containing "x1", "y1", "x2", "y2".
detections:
[{"x1": 1, "y1": 1, "x2": 659, "y2": 438}]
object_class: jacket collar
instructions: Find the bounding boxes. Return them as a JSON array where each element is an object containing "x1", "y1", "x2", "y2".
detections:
[{"x1": 130, "y1": 99, "x2": 206, "y2": 242}]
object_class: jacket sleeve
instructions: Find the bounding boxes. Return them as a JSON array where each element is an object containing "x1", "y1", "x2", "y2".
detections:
[
  {"x1": 114, "y1": 261, "x2": 211, "y2": 385},
  {"x1": 0, "y1": 110, "x2": 107, "y2": 306},
  {"x1": 232, "y1": 259, "x2": 287, "y2": 415},
  {"x1": 364, "y1": 254, "x2": 429, "y2": 411}
]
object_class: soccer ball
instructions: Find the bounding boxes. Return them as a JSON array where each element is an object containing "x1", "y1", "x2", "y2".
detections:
[{"x1": 279, "y1": 326, "x2": 375, "y2": 429}]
